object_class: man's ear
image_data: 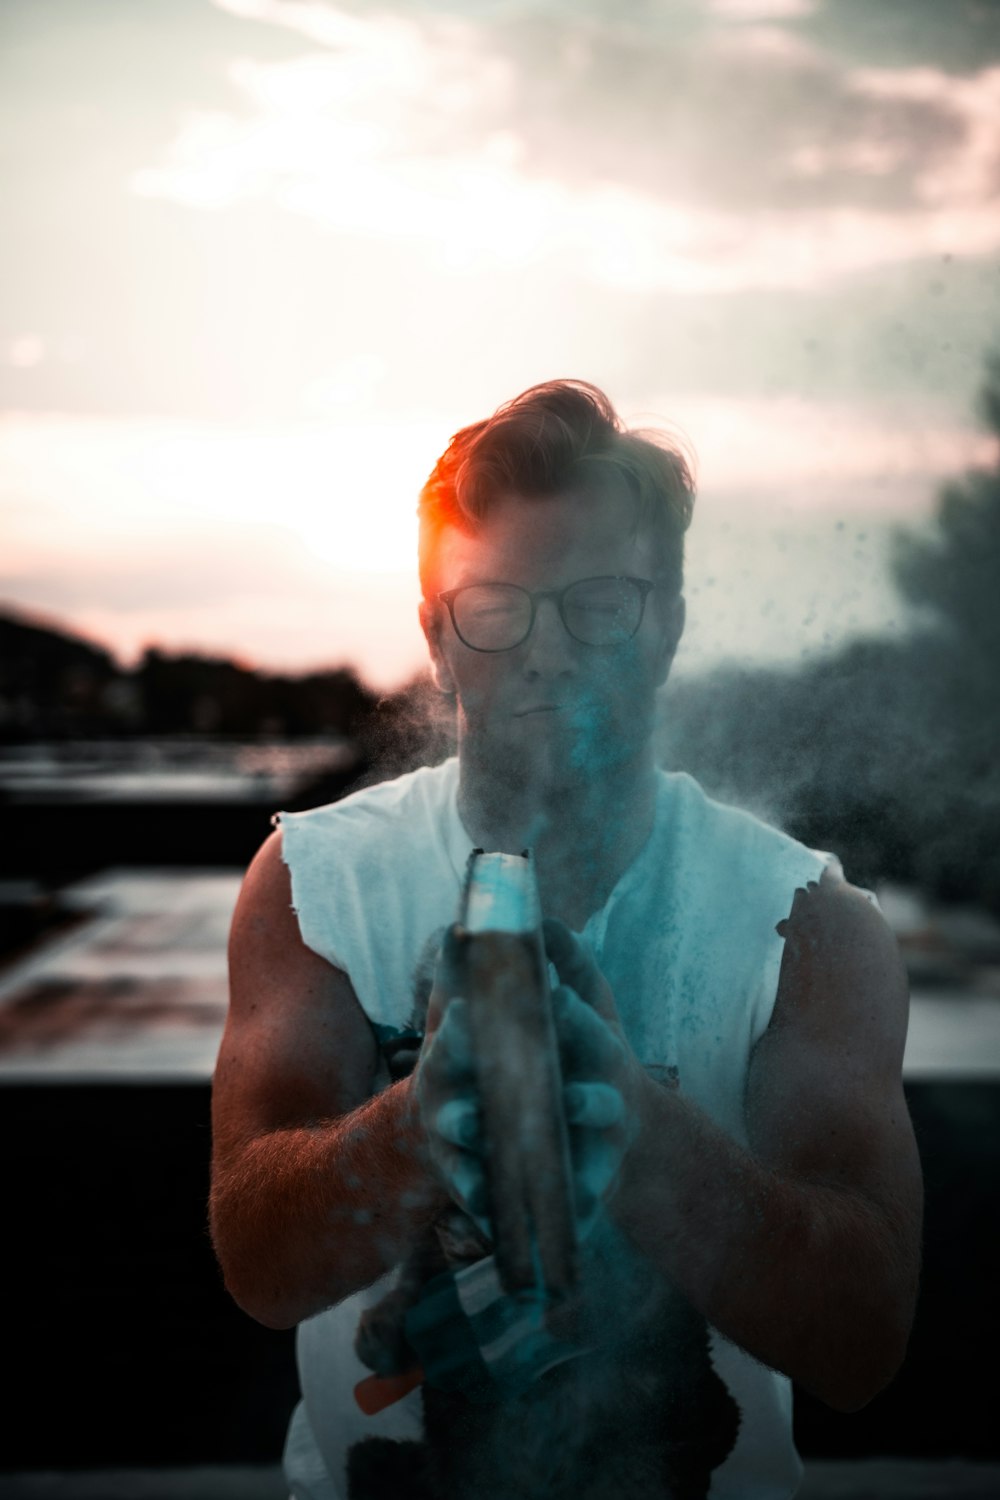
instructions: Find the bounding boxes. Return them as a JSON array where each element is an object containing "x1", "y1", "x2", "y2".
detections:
[
  {"x1": 419, "y1": 599, "x2": 457, "y2": 697},
  {"x1": 655, "y1": 592, "x2": 685, "y2": 686}
]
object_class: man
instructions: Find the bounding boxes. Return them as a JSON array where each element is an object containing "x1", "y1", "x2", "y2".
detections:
[{"x1": 211, "y1": 380, "x2": 923, "y2": 1499}]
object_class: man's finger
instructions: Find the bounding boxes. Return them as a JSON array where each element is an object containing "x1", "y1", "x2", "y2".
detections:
[
  {"x1": 425, "y1": 927, "x2": 471, "y2": 1036},
  {"x1": 448, "y1": 1151, "x2": 488, "y2": 1215},
  {"x1": 431, "y1": 1145, "x2": 491, "y2": 1239},
  {"x1": 564, "y1": 1080, "x2": 626, "y2": 1130},
  {"x1": 422, "y1": 995, "x2": 476, "y2": 1078},
  {"x1": 571, "y1": 1130, "x2": 626, "y2": 1241},
  {"x1": 551, "y1": 985, "x2": 623, "y2": 1076},
  {"x1": 572, "y1": 1132, "x2": 624, "y2": 1206},
  {"x1": 435, "y1": 1096, "x2": 484, "y2": 1151},
  {"x1": 574, "y1": 1185, "x2": 599, "y2": 1238},
  {"x1": 542, "y1": 919, "x2": 617, "y2": 1022}
]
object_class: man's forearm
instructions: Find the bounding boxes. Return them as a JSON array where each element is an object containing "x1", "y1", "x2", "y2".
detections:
[
  {"x1": 210, "y1": 1077, "x2": 449, "y2": 1329},
  {"x1": 612, "y1": 1076, "x2": 918, "y2": 1410}
]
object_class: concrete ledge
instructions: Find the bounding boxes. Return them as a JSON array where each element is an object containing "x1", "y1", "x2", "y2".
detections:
[
  {"x1": 0, "y1": 1472, "x2": 286, "y2": 1500},
  {"x1": 4, "y1": 1463, "x2": 1000, "y2": 1499},
  {"x1": 799, "y1": 1460, "x2": 1000, "y2": 1498}
]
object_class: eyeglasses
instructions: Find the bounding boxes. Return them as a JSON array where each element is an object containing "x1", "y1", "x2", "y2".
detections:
[{"x1": 436, "y1": 576, "x2": 662, "y2": 652}]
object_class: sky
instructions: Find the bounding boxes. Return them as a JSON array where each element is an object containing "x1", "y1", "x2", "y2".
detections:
[{"x1": 2, "y1": 0, "x2": 999, "y2": 689}]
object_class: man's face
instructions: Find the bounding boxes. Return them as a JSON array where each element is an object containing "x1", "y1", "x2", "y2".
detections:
[{"x1": 420, "y1": 488, "x2": 684, "y2": 789}]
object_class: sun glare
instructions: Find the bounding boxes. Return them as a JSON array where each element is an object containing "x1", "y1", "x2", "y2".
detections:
[
  {"x1": 134, "y1": 421, "x2": 443, "y2": 574},
  {"x1": 0, "y1": 412, "x2": 450, "y2": 575},
  {"x1": 132, "y1": 13, "x2": 1000, "y2": 296}
]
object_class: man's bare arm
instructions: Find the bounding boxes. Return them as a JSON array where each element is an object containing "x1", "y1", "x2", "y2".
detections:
[
  {"x1": 606, "y1": 874, "x2": 923, "y2": 1411},
  {"x1": 210, "y1": 830, "x2": 449, "y2": 1330}
]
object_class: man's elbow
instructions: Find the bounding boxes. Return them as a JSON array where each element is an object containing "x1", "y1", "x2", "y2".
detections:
[
  {"x1": 214, "y1": 1237, "x2": 345, "y2": 1330},
  {"x1": 819, "y1": 1366, "x2": 895, "y2": 1415},
  {"x1": 211, "y1": 1218, "x2": 366, "y2": 1330},
  {"x1": 809, "y1": 1320, "x2": 913, "y2": 1413},
  {"x1": 211, "y1": 1232, "x2": 300, "y2": 1329},
  {"x1": 209, "y1": 1198, "x2": 330, "y2": 1330},
  {"x1": 818, "y1": 1219, "x2": 921, "y2": 1411},
  {"x1": 224, "y1": 1271, "x2": 304, "y2": 1332}
]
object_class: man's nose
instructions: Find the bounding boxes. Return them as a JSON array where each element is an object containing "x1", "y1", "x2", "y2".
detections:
[{"x1": 522, "y1": 597, "x2": 576, "y2": 675}]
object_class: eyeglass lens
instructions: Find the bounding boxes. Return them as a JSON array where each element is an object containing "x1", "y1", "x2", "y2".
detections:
[{"x1": 452, "y1": 578, "x2": 644, "y2": 650}]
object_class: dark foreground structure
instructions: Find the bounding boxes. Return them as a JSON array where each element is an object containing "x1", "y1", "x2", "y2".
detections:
[{"x1": 1, "y1": 1075, "x2": 997, "y2": 1471}]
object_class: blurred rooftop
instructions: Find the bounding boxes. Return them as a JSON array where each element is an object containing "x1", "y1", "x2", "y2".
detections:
[
  {"x1": 0, "y1": 738, "x2": 356, "y2": 805},
  {"x1": 0, "y1": 870, "x2": 999, "y2": 1082},
  {"x1": 0, "y1": 869, "x2": 236, "y2": 1080},
  {"x1": 0, "y1": 737, "x2": 366, "y2": 889}
]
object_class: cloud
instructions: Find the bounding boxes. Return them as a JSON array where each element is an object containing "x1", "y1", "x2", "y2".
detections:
[
  {"x1": 797, "y1": 0, "x2": 1000, "y2": 75},
  {"x1": 642, "y1": 392, "x2": 996, "y2": 500},
  {"x1": 708, "y1": 0, "x2": 817, "y2": 17},
  {"x1": 125, "y1": 0, "x2": 1000, "y2": 297},
  {"x1": 849, "y1": 66, "x2": 1000, "y2": 208},
  {"x1": 4, "y1": 0, "x2": 999, "y2": 428}
]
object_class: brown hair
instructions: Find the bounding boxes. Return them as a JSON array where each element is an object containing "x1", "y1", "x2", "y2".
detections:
[{"x1": 417, "y1": 379, "x2": 695, "y2": 598}]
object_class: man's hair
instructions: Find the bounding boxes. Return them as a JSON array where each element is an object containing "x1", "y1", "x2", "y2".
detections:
[{"x1": 417, "y1": 379, "x2": 696, "y2": 599}]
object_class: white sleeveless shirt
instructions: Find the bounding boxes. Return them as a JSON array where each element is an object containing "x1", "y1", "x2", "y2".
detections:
[{"x1": 276, "y1": 759, "x2": 838, "y2": 1500}]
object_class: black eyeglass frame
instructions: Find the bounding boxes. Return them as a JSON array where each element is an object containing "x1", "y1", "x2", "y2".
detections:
[{"x1": 435, "y1": 575, "x2": 664, "y2": 653}]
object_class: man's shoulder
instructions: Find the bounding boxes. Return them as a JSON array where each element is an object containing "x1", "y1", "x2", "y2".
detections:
[
  {"x1": 278, "y1": 757, "x2": 459, "y2": 832},
  {"x1": 655, "y1": 768, "x2": 836, "y2": 888},
  {"x1": 657, "y1": 769, "x2": 796, "y2": 846},
  {"x1": 269, "y1": 758, "x2": 462, "y2": 984}
]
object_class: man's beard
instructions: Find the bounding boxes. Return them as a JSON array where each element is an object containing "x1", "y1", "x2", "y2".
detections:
[{"x1": 460, "y1": 692, "x2": 642, "y2": 807}]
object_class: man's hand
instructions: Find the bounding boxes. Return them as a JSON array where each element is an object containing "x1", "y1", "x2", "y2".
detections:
[
  {"x1": 544, "y1": 918, "x2": 646, "y2": 1234},
  {"x1": 414, "y1": 920, "x2": 645, "y2": 1240},
  {"x1": 213, "y1": 829, "x2": 446, "y2": 1328}
]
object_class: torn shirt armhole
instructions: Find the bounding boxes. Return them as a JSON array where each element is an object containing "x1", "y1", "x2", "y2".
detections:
[
  {"x1": 271, "y1": 808, "x2": 350, "y2": 974},
  {"x1": 756, "y1": 848, "x2": 849, "y2": 1047},
  {"x1": 271, "y1": 810, "x2": 298, "y2": 918}
]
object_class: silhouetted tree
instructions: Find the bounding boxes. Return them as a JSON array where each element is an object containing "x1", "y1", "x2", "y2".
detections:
[
  {"x1": 885, "y1": 355, "x2": 1000, "y2": 905},
  {"x1": 659, "y1": 356, "x2": 1000, "y2": 910},
  {"x1": 0, "y1": 611, "x2": 380, "y2": 743},
  {"x1": 891, "y1": 355, "x2": 1000, "y2": 726},
  {"x1": 134, "y1": 650, "x2": 379, "y2": 739},
  {"x1": 0, "y1": 610, "x2": 118, "y2": 738},
  {"x1": 657, "y1": 640, "x2": 928, "y2": 891}
]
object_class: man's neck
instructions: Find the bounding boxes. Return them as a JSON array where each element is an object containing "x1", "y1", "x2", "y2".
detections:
[{"x1": 456, "y1": 743, "x2": 659, "y2": 930}]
